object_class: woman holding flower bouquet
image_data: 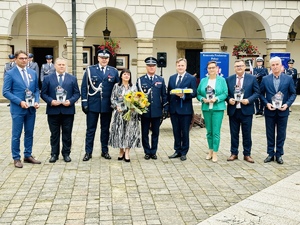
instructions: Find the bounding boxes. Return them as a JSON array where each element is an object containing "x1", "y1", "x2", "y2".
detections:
[{"x1": 109, "y1": 69, "x2": 141, "y2": 162}]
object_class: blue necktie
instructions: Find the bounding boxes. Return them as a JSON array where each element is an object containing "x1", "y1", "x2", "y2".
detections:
[
  {"x1": 176, "y1": 75, "x2": 182, "y2": 87},
  {"x1": 22, "y1": 69, "x2": 29, "y2": 87},
  {"x1": 59, "y1": 74, "x2": 63, "y2": 86}
]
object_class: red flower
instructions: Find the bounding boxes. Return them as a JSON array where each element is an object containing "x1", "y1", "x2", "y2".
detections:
[
  {"x1": 98, "y1": 38, "x2": 120, "y2": 56},
  {"x1": 232, "y1": 39, "x2": 260, "y2": 57}
]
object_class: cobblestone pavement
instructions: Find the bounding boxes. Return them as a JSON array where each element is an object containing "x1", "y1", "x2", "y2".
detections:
[{"x1": 0, "y1": 102, "x2": 299, "y2": 225}]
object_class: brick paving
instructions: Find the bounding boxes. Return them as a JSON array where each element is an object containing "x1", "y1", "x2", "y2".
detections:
[{"x1": 0, "y1": 100, "x2": 299, "y2": 225}]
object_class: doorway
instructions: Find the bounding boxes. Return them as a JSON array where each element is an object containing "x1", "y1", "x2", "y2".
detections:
[{"x1": 32, "y1": 47, "x2": 54, "y2": 72}]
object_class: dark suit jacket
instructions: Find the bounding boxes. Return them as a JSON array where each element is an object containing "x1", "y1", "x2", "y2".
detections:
[
  {"x1": 2, "y1": 66, "x2": 39, "y2": 115},
  {"x1": 226, "y1": 73, "x2": 260, "y2": 116},
  {"x1": 41, "y1": 73, "x2": 80, "y2": 115},
  {"x1": 167, "y1": 72, "x2": 197, "y2": 115},
  {"x1": 81, "y1": 65, "x2": 119, "y2": 113},
  {"x1": 136, "y1": 74, "x2": 168, "y2": 118},
  {"x1": 260, "y1": 73, "x2": 296, "y2": 117}
]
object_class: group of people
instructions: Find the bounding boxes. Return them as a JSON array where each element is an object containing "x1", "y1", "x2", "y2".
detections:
[
  {"x1": 2, "y1": 49, "x2": 297, "y2": 169},
  {"x1": 198, "y1": 57, "x2": 296, "y2": 164},
  {"x1": 2, "y1": 49, "x2": 195, "y2": 168}
]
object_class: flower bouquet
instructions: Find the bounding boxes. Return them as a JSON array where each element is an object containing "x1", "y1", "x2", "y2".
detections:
[
  {"x1": 98, "y1": 38, "x2": 120, "y2": 56},
  {"x1": 123, "y1": 91, "x2": 150, "y2": 121},
  {"x1": 232, "y1": 39, "x2": 260, "y2": 57}
]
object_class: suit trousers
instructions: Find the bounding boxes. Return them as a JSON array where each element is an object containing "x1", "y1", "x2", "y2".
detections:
[
  {"x1": 85, "y1": 111, "x2": 112, "y2": 154},
  {"x1": 229, "y1": 109, "x2": 253, "y2": 156},
  {"x1": 203, "y1": 110, "x2": 224, "y2": 152},
  {"x1": 47, "y1": 114, "x2": 74, "y2": 157},
  {"x1": 170, "y1": 113, "x2": 192, "y2": 156},
  {"x1": 141, "y1": 116, "x2": 161, "y2": 155},
  {"x1": 11, "y1": 110, "x2": 36, "y2": 160},
  {"x1": 265, "y1": 114, "x2": 288, "y2": 157}
]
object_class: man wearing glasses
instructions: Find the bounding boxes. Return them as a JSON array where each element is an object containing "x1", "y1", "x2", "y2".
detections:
[
  {"x1": 2, "y1": 50, "x2": 41, "y2": 168},
  {"x1": 226, "y1": 59, "x2": 260, "y2": 163}
]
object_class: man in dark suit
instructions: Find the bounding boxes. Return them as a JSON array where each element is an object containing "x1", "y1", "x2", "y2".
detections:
[
  {"x1": 81, "y1": 49, "x2": 119, "y2": 161},
  {"x1": 2, "y1": 50, "x2": 41, "y2": 168},
  {"x1": 41, "y1": 58, "x2": 80, "y2": 163},
  {"x1": 136, "y1": 57, "x2": 168, "y2": 160},
  {"x1": 260, "y1": 56, "x2": 296, "y2": 164},
  {"x1": 167, "y1": 58, "x2": 197, "y2": 161},
  {"x1": 253, "y1": 57, "x2": 268, "y2": 115},
  {"x1": 40, "y1": 55, "x2": 55, "y2": 82},
  {"x1": 226, "y1": 59, "x2": 260, "y2": 163},
  {"x1": 27, "y1": 53, "x2": 39, "y2": 81}
]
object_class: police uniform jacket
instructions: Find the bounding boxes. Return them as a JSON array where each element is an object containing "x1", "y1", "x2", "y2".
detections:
[
  {"x1": 81, "y1": 64, "x2": 119, "y2": 113},
  {"x1": 136, "y1": 74, "x2": 168, "y2": 118},
  {"x1": 4, "y1": 62, "x2": 15, "y2": 75},
  {"x1": 28, "y1": 62, "x2": 39, "y2": 80},
  {"x1": 40, "y1": 63, "x2": 55, "y2": 82},
  {"x1": 253, "y1": 66, "x2": 268, "y2": 84},
  {"x1": 285, "y1": 68, "x2": 298, "y2": 83}
]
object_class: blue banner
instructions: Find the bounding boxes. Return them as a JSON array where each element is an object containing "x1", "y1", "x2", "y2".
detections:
[
  {"x1": 200, "y1": 52, "x2": 230, "y2": 80},
  {"x1": 270, "y1": 52, "x2": 290, "y2": 70}
]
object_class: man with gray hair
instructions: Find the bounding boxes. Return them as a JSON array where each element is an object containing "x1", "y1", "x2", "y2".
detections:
[{"x1": 260, "y1": 56, "x2": 296, "y2": 164}]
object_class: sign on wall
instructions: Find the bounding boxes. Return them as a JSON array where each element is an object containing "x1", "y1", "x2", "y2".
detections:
[
  {"x1": 270, "y1": 52, "x2": 290, "y2": 70},
  {"x1": 200, "y1": 52, "x2": 230, "y2": 80}
]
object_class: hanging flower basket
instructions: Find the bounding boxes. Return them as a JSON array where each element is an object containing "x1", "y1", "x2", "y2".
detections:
[
  {"x1": 232, "y1": 39, "x2": 260, "y2": 57},
  {"x1": 98, "y1": 38, "x2": 120, "y2": 56}
]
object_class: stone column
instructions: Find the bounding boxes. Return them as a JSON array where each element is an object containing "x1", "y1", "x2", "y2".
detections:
[
  {"x1": 265, "y1": 40, "x2": 288, "y2": 68},
  {"x1": 64, "y1": 37, "x2": 85, "y2": 81},
  {"x1": 201, "y1": 39, "x2": 222, "y2": 52},
  {"x1": 0, "y1": 35, "x2": 13, "y2": 102},
  {"x1": 135, "y1": 38, "x2": 155, "y2": 78}
]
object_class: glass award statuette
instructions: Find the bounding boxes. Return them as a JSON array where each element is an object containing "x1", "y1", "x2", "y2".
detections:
[
  {"x1": 117, "y1": 95, "x2": 127, "y2": 111},
  {"x1": 25, "y1": 88, "x2": 35, "y2": 107},
  {"x1": 272, "y1": 91, "x2": 284, "y2": 108},
  {"x1": 56, "y1": 86, "x2": 67, "y2": 103},
  {"x1": 234, "y1": 85, "x2": 245, "y2": 102},
  {"x1": 205, "y1": 85, "x2": 215, "y2": 100}
]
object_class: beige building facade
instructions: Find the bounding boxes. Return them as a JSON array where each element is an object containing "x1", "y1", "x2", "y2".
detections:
[{"x1": 1, "y1": 0, "x2": 300, "y2": 101}]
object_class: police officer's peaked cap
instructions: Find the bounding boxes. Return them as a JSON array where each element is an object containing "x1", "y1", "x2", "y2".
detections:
[
  {"x1": 45, "y1": 55, "x2": 53, "y2": 59},
  {"x1": 28, "y1": 53, "x2": 34, "y2": 58},
  {"x1": 256, "y1": 57, "x2": 264, "y2": 62},
  {"x1": 8, "y1": 54, "x2": 15, "y2": 59},
  {"x1": 97, "y1": 49, "x2": 111, "y2": 58},
  {"x1": 288, "y1": 59, "x2": 295, "y2": 64},
  {"x1": 145, "y1": 57, "x2": 157, "y2": 65}
]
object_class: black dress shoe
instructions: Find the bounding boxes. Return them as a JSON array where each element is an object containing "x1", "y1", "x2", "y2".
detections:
[
  {"x1": 49, "y1": 155, "x2": 58, "y2": 163},
  {"x1": 180, "y1": 155, "x2": 187, "y2": 161},
  {"x1": 124, "y1": 157, "x2": 130, "y2": 163},
  {"x1": 168, "y1": 153, "x2": 181, "y2": 159},
  {"x1": 101, "y1": 152, "x2": 111, "y2": 160},
  {"x1": 83, "y1": 153, "x2": 92, "y2": 161},
  {"x1": 151, "y1": 154, "x2": 157, "y2": 160},
  {"x1": 144, "y1": 154, "x2": 151, "y2": 160},
  {"x1": 118, "y1": 153, "x2": 125, "y2": 161},
  {"x1": 63, "y1": 155, "x2": 71, "y2": 162},
  {"x1": 264, "y1": 155, "x2": 274, "y2": 163},
  {"x1": 276, "y1": 156, "x2": 284, "y2": 164}
]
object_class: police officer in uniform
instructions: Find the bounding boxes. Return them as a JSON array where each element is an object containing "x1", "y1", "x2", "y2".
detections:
[
  {"x1": 4, "y1": 54, "x2": 15, "y2": 75},
  {"x1": 285, "y1": 59, "x2": 298, "y2": 89},
  {"x1": 81, "y1": 49, "x2": 119, "y2": 161},
  {"x1": 40, "y1": 55, "x2": 55, "y2": 82},
  {"x1": 253, "y1": 57, "x2": 268, "y2": 115},
  {"x1": 136, "y1": 57, "x2": 168, "y2": 160},
  {"x1": 27, "y1": 53, "x2": 39, "y2": 81}
]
